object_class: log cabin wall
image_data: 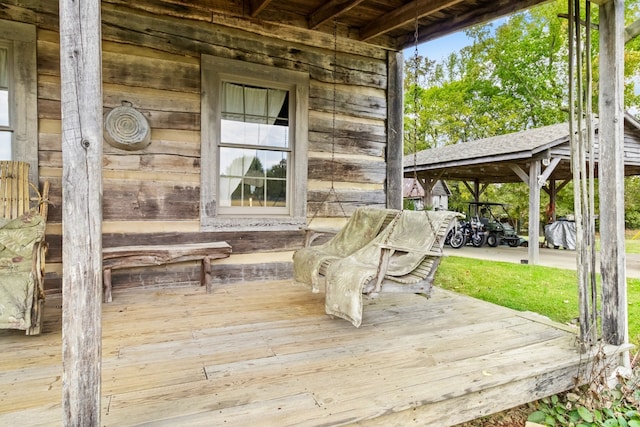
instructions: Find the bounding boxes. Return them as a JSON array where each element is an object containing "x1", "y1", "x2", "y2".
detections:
[{"x1": 0, "y1": 1, "x2": 392, "y2": 292}]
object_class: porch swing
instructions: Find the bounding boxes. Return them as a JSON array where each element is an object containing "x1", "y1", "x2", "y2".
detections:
[{"x1": 293, "y1": 17, "x2": 461, "y2": 327}]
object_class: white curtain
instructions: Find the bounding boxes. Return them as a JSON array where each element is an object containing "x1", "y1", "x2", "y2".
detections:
[
  {"x1": 0, "y1": 47, "x2": 7, "y2": 89},
  {"x1": 222, "y1": 82, "x2": 244, "y2": 115},
  {"x1": 223, "y1": 82, "x2": 286, "y2": 122}
]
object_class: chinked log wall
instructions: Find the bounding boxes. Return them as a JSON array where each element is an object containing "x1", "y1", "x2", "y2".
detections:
[{"x1": 0, "y1": 0, "x2": 391, "y2": 292}]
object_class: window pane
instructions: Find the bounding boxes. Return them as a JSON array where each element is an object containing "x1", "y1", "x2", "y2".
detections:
[
  {"x1": 219, "y1": 147, "x2": 287, "y2": 208},
  {"x1": 221, "y1": 119, "x2": 288, "y2": 148},
  {"x1": 220, "y1": 82, "x2": 289, "y2": 148},
  {"x1": 0, "y1": 90, "x2": 8, "y2": 127},
  {"x1": 0, "y1": 131, "x2": 11, "y2": 160}
]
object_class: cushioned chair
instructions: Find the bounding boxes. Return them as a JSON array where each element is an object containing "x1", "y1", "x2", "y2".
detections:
[{"x1": 0, "y1": 161, "x2": 49, "y2": 335}]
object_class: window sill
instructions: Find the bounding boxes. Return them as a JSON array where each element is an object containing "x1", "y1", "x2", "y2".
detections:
[{"x1": 201, "y1": 215, "x2": 307, "y2": 232}]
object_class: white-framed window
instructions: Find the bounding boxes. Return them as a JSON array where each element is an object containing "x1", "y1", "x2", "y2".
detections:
[
  {"x1": 0, "y1": 19, "x2": 38, "y2": 183},
  {"x1": 0, "y1": 41, "x2": 11, "y2": 160},
  {"x1": 201, "y1": 55, "x2": 308, "y2": 231}
]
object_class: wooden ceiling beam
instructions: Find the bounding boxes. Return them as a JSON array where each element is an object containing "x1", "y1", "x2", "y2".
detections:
[
  {"x1": 359, "y1": 0, "x2": 464, "y2": 42},
  {"x1": 309, "y1": 0, "x2": 366, "y2": 30},
  {"x1": 250, "y1": 0, "x2": 273, "y2": 17},
  {"x1": 395, "y1": 0, "x2": 542, "y2": 49}
]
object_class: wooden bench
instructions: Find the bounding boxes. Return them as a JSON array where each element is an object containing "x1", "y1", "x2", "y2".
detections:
[{"x1": 102, "y1": 241, "x2": 232, "y2": 302}]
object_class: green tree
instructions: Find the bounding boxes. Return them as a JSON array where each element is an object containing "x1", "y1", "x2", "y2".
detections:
[{"x1": 405, "y1": 0, "x2": 640, "y2": 227}]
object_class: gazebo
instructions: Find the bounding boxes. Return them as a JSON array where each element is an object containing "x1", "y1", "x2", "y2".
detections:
[{"x1": 404, "y1": 113, "x2": 640, "y2": 263}]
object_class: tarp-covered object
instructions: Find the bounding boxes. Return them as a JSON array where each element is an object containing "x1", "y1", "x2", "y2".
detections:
[
  {"x1": 0, "y1": 211, "x2": 46, "y2": 331},
  {"x1": 293, "y1": 207, "x2": 400, "y2": 292},
  {"x1": 544, "y1": 220, "x2": 577, "y2": 250}
]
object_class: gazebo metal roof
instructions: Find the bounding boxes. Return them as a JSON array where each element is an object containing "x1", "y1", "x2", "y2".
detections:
[{"x1": 404, "y1": 114, "x2": 640, "y2": 183}]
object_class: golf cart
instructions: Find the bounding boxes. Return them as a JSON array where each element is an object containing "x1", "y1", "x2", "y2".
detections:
[{"x1": 466, "y1": 202, "x2": 524, "y2": 248}]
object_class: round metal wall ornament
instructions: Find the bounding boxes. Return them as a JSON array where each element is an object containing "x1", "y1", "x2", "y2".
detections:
[{"x1": 104, "y1": 101, "x2": 151, "y2": 151}]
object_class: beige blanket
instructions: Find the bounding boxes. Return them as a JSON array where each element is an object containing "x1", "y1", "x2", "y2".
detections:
[
  {"x1": 324, "y1": 210, "x2": 459, "y2": 327},
  {"x1": 293, "y1": 207, "x2": 399, "y2": 292}
]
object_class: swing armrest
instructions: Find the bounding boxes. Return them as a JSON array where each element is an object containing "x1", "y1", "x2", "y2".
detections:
[
  {"x1": 377, "y1": 243, "x2": 443, "y2": 257},
  {"x1": 301, "y1": 226, "x2": 341, "y2": 247},
  {"x1": 371, "y1": 245, "x2": 443, "y2": 293}
]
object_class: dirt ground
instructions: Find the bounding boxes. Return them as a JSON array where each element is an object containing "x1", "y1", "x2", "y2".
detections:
[{"x1": 454, "y1": 404, "x2": 532, "y2": 427}]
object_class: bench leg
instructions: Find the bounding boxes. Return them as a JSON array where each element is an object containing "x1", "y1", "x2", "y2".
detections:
[
  {"x1": 103, "y1": 268, "x2": 113, "y2": 303},
  {"x1": 201, "y1": 256, "x2": 212, "y2": 293}
]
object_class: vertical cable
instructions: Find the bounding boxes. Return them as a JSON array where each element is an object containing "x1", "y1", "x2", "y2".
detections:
[
  {"x1": 410, "y1": 0, "x2": 422, "y2": 207},
  {"x1": 585, "y1": 1, "x2": 599, "y2": 336},
  {"x1": 308, "y1": 20, "x2": 346, "y2": 224},
  {"x1": 569, "y1": 0, "x2": 598, "y2": 348}
]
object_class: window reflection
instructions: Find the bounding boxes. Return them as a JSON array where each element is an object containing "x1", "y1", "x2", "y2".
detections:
[
  {"x1": 221, "y1": 120, "x2": 288, "y2": 148},
  {"x1": 219, "y1": 147, "x2": 287, "y2": 208}
]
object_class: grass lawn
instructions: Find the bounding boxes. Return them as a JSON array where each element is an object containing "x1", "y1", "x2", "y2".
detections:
[
  {"x1": 435, "y1": 256, "x2": 640, "y2": 349},
  {"x1": 624, "y1": 229, "x2": 640, "y2": 254}
]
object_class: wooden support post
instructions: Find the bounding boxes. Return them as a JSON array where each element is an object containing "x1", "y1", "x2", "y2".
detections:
[
  {"x1": 59, "y1": 0, "x2": 103, "y2": 424},
  {"x1": 528, "y1": 160, "x2": 541, "y2": 264},
  {"x1": 103, "y1": 269, "x2": 113, "y2": 303},
  {"x1": 387, "y1": 50, "x2": 403, "y2": 210},
  {"x1": 599, "y1": 0, "x2": 628, "y2": 347}
]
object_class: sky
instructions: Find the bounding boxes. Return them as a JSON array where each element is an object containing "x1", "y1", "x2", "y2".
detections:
[
  {"x1": 402, "y1": 17, "x2": 508, "y2": 62},
  {"x1": 413, "y1": 32, "x2": 472, "y2": 62}
]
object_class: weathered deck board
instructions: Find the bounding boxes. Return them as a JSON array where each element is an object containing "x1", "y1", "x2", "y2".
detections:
[{"x1": 0, "y1": 280, "x2": 621, "y2": 426}]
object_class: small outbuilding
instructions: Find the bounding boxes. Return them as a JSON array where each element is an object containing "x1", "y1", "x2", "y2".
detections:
[{"x1": 403, "y1": 177, "x2": 451, "y2": 210}]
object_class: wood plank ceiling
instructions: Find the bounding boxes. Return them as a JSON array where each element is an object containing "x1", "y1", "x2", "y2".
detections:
[{"x1": 236, "y1": 0, "x2": 550, "y2": 50}]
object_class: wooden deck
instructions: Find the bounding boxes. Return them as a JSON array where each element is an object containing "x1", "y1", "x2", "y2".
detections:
[{"x1": 0, "y1": 280, "x2": 622, "y2": 426}]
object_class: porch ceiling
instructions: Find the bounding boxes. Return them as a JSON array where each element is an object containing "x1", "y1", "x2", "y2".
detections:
[{"x1": 193, "y1": 0, "x2": 550, "y2": 50}]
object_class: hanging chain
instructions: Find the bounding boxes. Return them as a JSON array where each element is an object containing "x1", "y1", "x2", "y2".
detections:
[
  {"x1": 410, "y1": 0, "x2": 421, "y2": 203},
  {"x1": 331, "y1": 20, "x2": 339, "y2": 193},
  {"x1": 308, "y1": 20, "x2": 346, "y2": 224},
  {"x1": 332, "y1": 20, "x2": 346, "y2": 219}
]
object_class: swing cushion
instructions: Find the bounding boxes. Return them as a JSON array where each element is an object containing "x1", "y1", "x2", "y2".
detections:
[
  {"x1": 323, "y1": 210, "x2": 461, "y2": 327},
  {"x1": 293, "y1": 207, "x2": 400, "y2": 292}
]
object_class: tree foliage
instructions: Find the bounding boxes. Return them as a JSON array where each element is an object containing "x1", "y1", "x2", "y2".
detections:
[{"x1": 404, "y1": 0, "x2": 640, "y2": 226}]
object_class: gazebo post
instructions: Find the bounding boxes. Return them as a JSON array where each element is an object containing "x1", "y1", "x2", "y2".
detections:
[
  {"x1": 527, "y1": 160, "x2": 541, "y2": 264},
  {"x1": 473, "y1": 179, "x2": 480, "y2": 203},
  {"x1": 548, "y1": 179, "x2": 557, "y2": 222}
]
